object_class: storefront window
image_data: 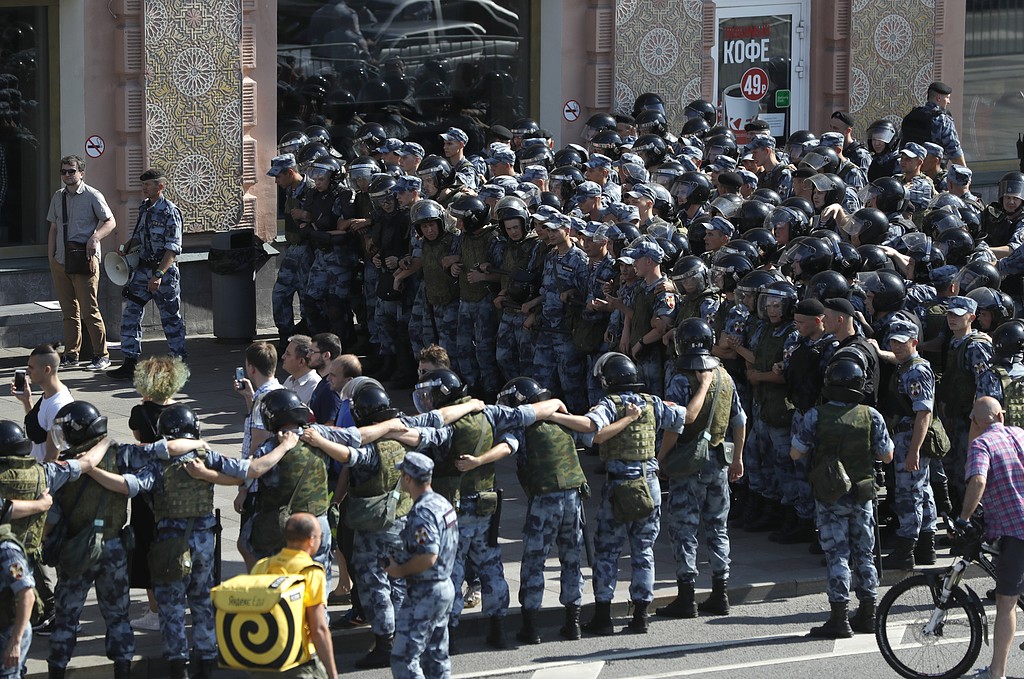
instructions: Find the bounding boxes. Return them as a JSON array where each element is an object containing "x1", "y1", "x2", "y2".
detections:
[
  {"x1": 963, "y1": 1, "x2": 1024, "y2": 168},
  {"x1": 0, "y1": 6, "x2": 51, "y2": 251},
  {"x1": 277, "y1": 0, "x2": 532, "y2": 161}
]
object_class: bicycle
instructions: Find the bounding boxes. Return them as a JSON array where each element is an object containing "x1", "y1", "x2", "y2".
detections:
[{"x1": 874, "y1": 516, "x2": 1024, "y2": 679}]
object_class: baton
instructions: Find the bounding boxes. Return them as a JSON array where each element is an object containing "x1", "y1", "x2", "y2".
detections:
[{"x1": 487, "y1": 488, "x2": 503, "y2": 548}]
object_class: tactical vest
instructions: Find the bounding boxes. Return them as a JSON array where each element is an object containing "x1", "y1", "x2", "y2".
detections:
[
  {"x1": 629, "y1": 283, "x2": 656, "y2": 347},
  {"x1": 303, "y1": 189, "x2": 339, "y2": 234},
  {"x1": 679, "y1": 367, "x2": 732, "y2": 448},
  {"x1": 938, "y1": 334, "x2": 991, "y2": 420},
  {"x1": 760, "y1": 163, "x2": 790, "y2": 195},
  {"x1": 785, "y1": 336, "x2": 827, "y2": 412},
  {"x1": 0, "y1": 457, "x2": 45, "y2": 554},
  {"x1": 814, "y1": 403, "x2": 874, "y2": 488},
  {"x1": 500, "y1": 236, "x2": 540, "y2": 290},
  {"x1": 152, "y1": 451, "x2": 215, "y2": 522},
  {"x1": 459, "y1": 227, "x2": 497, "y2": 303},
  {"x1": 59, "y1": 446, "x2": 128, "y2": 541},
  {"x1": 830, "y1": 339, "x2": 879, "y2": 406},
  {"x1": 283, "y1": 177, "x2": 314, "y2": 237},
  {"x1": 519, "y1": 421, "x2": 586, "y2": 498},
  {"x1": 349, "y1": 439, "x2": 413, "y2": 519},
  {"x1": 883, "y1": 356, "x2": 926, "y2": 424},
  {"x1": 433, "y1": 404, "x2": 494, "y2": 503},
  {"x1": 421, "y1": 233, "x2": 459, "y2": 306},
  {"x1": 982, "y1": 204, "x2": 1014, "y2": 247},
  {"x1": 753, "y1": 322, "x2": 795, "y2": 426},
  {"x1": 920, "y1": 301, "x2": 950, "y2": 376},
  {"x1": 679, "y1": 289, "x2": 718, "y2": 323},
  {"x1": 600, "y1": 395, "x2": 657, "y2": 462},
  {"x1": 993, "y1": 366, "x2": 1024, "y2": 428},
  {"x1": 900, "y1": 106, "x2": 940, "y2": 147},
  {"x1": 254, "y1": 443, "x2": 329, "y2": 518}
]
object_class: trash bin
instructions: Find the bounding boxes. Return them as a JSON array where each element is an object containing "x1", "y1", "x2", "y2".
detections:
[{"x1": 208, "y1": 228, "x2": 265, "y2": 342}]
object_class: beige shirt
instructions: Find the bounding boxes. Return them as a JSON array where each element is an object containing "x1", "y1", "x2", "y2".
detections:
[{"x1": 46, "y1": 183, "x2": 113, "y2": 264}]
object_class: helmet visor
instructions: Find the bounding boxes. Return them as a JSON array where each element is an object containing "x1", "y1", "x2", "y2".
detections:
[
  {"x1": 710, "y1": 196, "x2": 740, "y2": 218},
  {"x1": 842, "y1": 213, "x2": 869, "y2": 236},
  {"x1": 50, "y1": 423, "x2": 70, "y2": 452},
  {"x1": 799, "y1": 151, "x2": 830, "y2": 172},
  {"x1": 412, "y1": 380, "x2": 440, "y2": 414},
  {"x1": 757, "y1": 292, "x2": 788, "y2": 320},
  {"x1": 307, "y1": 166, "x2": 331, "y2": 180},
  {"x1": 869, "y1": 127, "x2": 896, "y2": 144},
  {"x1": 670, "y1": 181, "x2": 695, "y2": 204},
  {"x1": 1001, "y1": 179, "x2": 1024, "y2": 199}
]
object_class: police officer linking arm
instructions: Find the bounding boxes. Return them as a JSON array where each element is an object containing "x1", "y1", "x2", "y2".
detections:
[{"x1": 0, "y1": 507, "x2": 35, "y2": 679}]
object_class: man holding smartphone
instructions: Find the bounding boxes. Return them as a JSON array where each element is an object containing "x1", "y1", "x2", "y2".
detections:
[{"x1": 46, "y1": 155, "x2": 116, "y2": 371}]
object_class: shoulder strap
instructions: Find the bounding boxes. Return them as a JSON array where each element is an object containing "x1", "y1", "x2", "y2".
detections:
[
  {"x1": 61, "y1": 191, "x2": 70, "y2": 249},
  {"x1": 698, "y1": 371, "x2": 723, "y2": 441},
  {"x1": 285, "y1": 446, "x2": 318, "y2": 511}
]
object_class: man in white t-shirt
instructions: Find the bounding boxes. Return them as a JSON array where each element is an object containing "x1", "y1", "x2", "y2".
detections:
[
  {"x1": 281, "y1": 334, "x2": 321, "y2": 405},
  {"x1": 11, "y1": 345, "x2": 74, "y2": 463}
]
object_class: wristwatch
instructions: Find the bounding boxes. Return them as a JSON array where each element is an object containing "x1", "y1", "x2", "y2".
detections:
[{"x1": 154, "y1": 269, "x2": 164, "y2": 278}]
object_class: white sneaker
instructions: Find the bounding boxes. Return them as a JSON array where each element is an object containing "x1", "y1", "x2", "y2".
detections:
[{"x1": 131, "y1": 610, "x2": 161, "y2": 631}]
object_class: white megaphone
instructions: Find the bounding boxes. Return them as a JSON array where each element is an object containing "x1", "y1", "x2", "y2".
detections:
[{"x1": 104, "y1": 247, "x2": 140, "y2": 286}]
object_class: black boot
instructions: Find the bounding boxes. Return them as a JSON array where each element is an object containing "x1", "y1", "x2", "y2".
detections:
[
  {"x1": 486, "y1": 615, "x2": 509, "y2": 649},
  {"x1": 849, "y1": 597, "x2": 876, "y2": 634},
  {"x1": 882, "y1": 536, "x2": 917, "y2": 570},
  {"x1": 655, "y1": 580, "x2": 697, "y2": 619},
  {"x1": 769, "y1": 506, "x2": 798, "y2": 542},
  {"x1": 48, "y1": 666, "x2": 65, "y2": 679},
  {"x1": 516, "y1": 609, "x2": 541, "y2": 645},
  {"x1": 627, "y1": 600, "x2": 649, "y2": 633},
  {"x1": 108, "y1": 356, "x2": 138, "y2": 380},
  {"x1": 932, "y1": 477, "x2": 953, "y2": 516},
  {"x1": 728, "y1": 483, "x2": 747, "y2": 523},
  {"x1": 697, "y1": 576, "x2": 730, "y2": 616},
  {"x1": 168, "y1": 660, "x2": 188, "y2": 679},
  {"x1": 914, "y1": 530, "x2": 937, "y2": 565},
  {"x1": 775, "y1": 517, "x2": 817, "y2": 545},
  {"x1": 740, "y1": 493, "x2": 763, "y2": 529},
  {"x1": 560, "y1": 604, "x2": 581, "y2": 640},
  {"x1": 447, "y1": 625, "x2": 459, "y2": 655},
  {"x1": 747, "y1": 499, "x2": 781, "y2": 532},
  {"x1": 189, "y1": 654, "x2": 216, "y2": 679},
  {"x1": 355, "y1": 634, "x2": 394, "y2": 669},
  {"x1": 582, "y1": 601, "x2": 614, "y2": 636},
  {"x1": 809, "y1": 601, "x2": 853, "y2": 639}
]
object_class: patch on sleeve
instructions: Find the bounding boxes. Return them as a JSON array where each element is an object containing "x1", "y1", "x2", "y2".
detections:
[
  {"x1": 909, "y1": 381, "x2": 923, "y2": 398},
  {"x1": 414, "y1": 527, "x2": 429, "y2": 546},
  {"x1": 665, "y1": 295, "x2": 676, "y2": 310},
  {"x1": 8, "y1": 562, "x2": 23, "y2": 580}
]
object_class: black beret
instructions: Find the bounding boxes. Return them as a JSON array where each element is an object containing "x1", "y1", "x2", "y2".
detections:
[
  {"x1": 928, "y1": 81, "x2": 952, "y2": 95},
  {"x1": 489, "y1": 124, "x2": 512, "y2": 141},
  {"x1": 139, "y1": 168, "x2": 166, "y2": 182},
  {"x1": 830, "y1": 111, "x2": 855, "y2": 127},
  {"x1": 823, "y1": 297, "x2": 856, "y2": 316},
  {"x1": 795, "y1": 298, "x2": 825, "y2": 316}
]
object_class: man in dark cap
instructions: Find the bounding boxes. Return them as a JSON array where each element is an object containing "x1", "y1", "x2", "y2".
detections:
[
  {"x1": 829, "y1": 111, "x2": 872, "y2": 173},
  {"x1": 823, "y1": 297, "x2": 880, "y2": 406},
  {"x1": 901, "y1": 81, "x2": 966, "y2": 168},
  {"x1": 109, "y1": 168, "x2": 186, "y2": 378},
  {"x1": 268, "y1": 153, "x2": 316, "y2": 353}
]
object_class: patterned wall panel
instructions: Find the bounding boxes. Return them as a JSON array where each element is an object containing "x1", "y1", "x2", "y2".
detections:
[
  {"x1": 849, "y1": 0, "x2": 937, "y2": 130},
  {"x1": 143, "y1": 0, "x2": 244, "y2": 233},
  {"x1": 614, "y1": 0, "x2": 705, "y2": 132}
]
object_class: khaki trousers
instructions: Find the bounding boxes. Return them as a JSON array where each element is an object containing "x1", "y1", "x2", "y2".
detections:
[{"x1": 49, "y1": 258, "x2": 107, "y2": 359}]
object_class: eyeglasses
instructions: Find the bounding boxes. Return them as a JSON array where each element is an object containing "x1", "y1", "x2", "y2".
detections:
[{"x1": 60, "y1": 169, "x2": 79, "y2": 176}]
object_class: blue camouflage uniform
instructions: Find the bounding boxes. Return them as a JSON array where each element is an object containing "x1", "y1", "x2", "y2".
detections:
[
  {"x1": 495, "y1": 236, "x2": 546, "y2": 382},
  {"x1": 924, "y1": 101, "x2": 964, "y2": 161},
  {"x1": 391, "y1": 488, "x2": 459, "y2": 679},
  {"x1": 792, "y1": 403, "x2": 893, "y2": 603},
  {"x1": 939, "y1": 330, "x2": 995, "y2": 498},
  {"x1": 888, "y1": 354, "x2": 938, "y2": 540},
  {"x1": 586, "y1": 393, "x2": 686, "y2": 604},
  {"x1": 631, "y1": 275, "x2": 677, "y2": 399},
  {"x1": 119, "y1": 195, "x2": 186, "y2": 359},
  {"x1": 606, "y1": 277, "x2": 640, "y2": 352},
  {"x1": 747, "y1": 319, "x2": 798, "y2": 507},
  {"x1": 406, "y1": 233, "x2": 429, "y2": 354},
  {"x1": 899, "y1": 173, "x2": 937, "y2": 214},
  {"x1": 582, "y1": 254, "x2": 617, "y2": 405},
  {"x1": 419, "y1": 231, "x2": 461, "y2": 353},
  {"x1": 0, "y1": 533, "x2": 32, "y2": 679},
  {"x1": 272, "y1": 176, "x2": 316, "y2": 335},
  {"x1": 455, "y1": 227, "x2": 504, "y2": 395},
  {"x1": 664, "y1": 369, "x2": 746, "y2": 584},
  {"x1": 531, "y1": 244, "x2": 590, "y2": 412}
]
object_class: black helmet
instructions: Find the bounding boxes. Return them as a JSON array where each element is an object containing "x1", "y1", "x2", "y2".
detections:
[
  {"x1": 648, "y1": 183, "x2": 676, "y2": 221},
  {"x1": 933, "y1": 228, "x2": 974, "y2": 268},
  {"x1": 156, "y1": 404, "x2": 201, "y2": 441},
  {"x1": 511, "y1": 118, "x2": 540, "y2": 138},
  {"x1": 785, "y1": 130, "x2": 818, "y2": 162},
  {"x1": 822, "y1": 357, "x2": 866, "y2": 404},
  {"x1": 553, "y1": 147, "x2": 585, "y2": 171},
  {"x1": 674, "y1": 318, "x2": 719, "y2": 372},
  {"x1": 350, "y1": 383, "x2": 401, "y2": 426},
  {"x1": 449, "y1": 195, "x2": 490, "y2": 233},
  {"x1": 496, "y1": 377, "x2": 552, "y2": 407},
  {"x1": 53, "y1": 402, "x2": 107, "y2": 451},
  {"x1": 857, "y1": 244, "x2": 896, "y2": 272},
  {"x1": 590, "y1": 130, "x2": 623, "y2": 157},
  {"x1": 495, "y1": 195, "x2": 532, "y2": 240},
  {"x1": 670, "y1": 171, "x2": 712, "y2": 207},
  {"x1": 583, "y1": 112, "x2": 617, "y2": 140},
  {"x1": 736, "y1": 270, "x2": 783, "y2": 310},
  {"x1": 303, "y1": 125, "x2": 332, "y2": 148},
  {"x1": 410, "y1": 199, "x2": 447, "y2": 238},
  {"x1": 354, "y1": 122, "x2": 387, "y2": 152},
  {"x1": 757, "y1": 280, "x2": 798, "y2": 320},
  {"x1": 549, "y1": 165, "x2": 586, "y2": 205},
  {"x1": 799, "y1": 146, "x2": 841, "y2": 174},
  {"x1": 736, "y1": 227, "x2": 777, "y2": 264},
  {"x1": 765, "y1": 206, "x2": 810, "y2": 243},
  {"x1": 709, "y1": 194, "x2": 743, "y2": 219},
  {"x1": 307, "y1": 157, "x2": 345, "y2": 187},
  {"x1": 415, "y1": 155, "x2": 454, "y2": 195},
  {"x1": 711, "y1": 252, "x2": 754, "y2": 292},
  {"x1": 954, "y1": 260, "x2": 1001, "y2": 295},
  {"x1": 860, "y1": 269, "x2": 906, "y2": 312},
  {"x1": 704, "y1": 134, "x2": 738, "y2": 162},
  {"x1": 808, "y1": 173, "x2": 847, "y2": 208},
  {"x1": 348, "y1": 155, "x2": 382, "y2": 190},
  {"x1": 781, "y1": 196, "x2": 815, "y2": 221},
  {"x1": 921, "y1": 205, "x2": 966, "y2": 239},
  {"x1": 778, "y1": 237, "x2": 834, "y2": 283},
  {"x1": 650, "y1": 161, "x2": 686, "y2": 188},
  {"x1": 836, "y1": 242, "x2": 863, "y2": 278},
  {"x1": 635, "y1": 110, "x2": 668, "y2": 138},
  {"x1": 671, "y1": 255, "x2": 711, "y2": 294},
  {"x1": 368, "y1": 174, "x2": 398, "y2": 209},
  {"x1": 634, "y1": 92, "x2": 667, "y2": 117},
  {"x1": 518, "y1": 144, "x2": 554, "y2": 171},
  {"x1": 999, "y1": 171, "x2": 1024, "y2": 200},
  {"x1": 539, "y1": 191, "x2": 563, "y2": 211},
  {"x1": 632, "y1": 134, "x2": 668, "y2": 165},
  {"x1": 863, "y1": 177, "x2": 906, "y2": 214},
  {"x1": 866, "y1": 119, "x2": 900, "y2": 155},
  {"x1": 593, "y1": 352, "x2": 644, "y2": 393},
  {"x1": 297, "y1": 142, "x2": 332, "y2": 172},
  {"x1": 805, "y1": 270, "x2": 851, "y2": 301},
  {"x1": 967, "y1": 287, "x2": 1012, "y2": 328},
  {"x1": 893, "y1": 232, "x2": 945, "y2": 284},
  {"x1": 0, "y1": 421, "x2": 30, "y2": 457},
  {"x1": 684, "y1": 99, "x2": 718, "y2": 126},
  {"x1": 736, "y1": 200, "x2": 773, "y2": 234},
  {"x1": 260, "y1": 389, "x2": 313, "y2": 432},
  {"x1": 843, "y1": 207, "x2": 891, "y2": 246},
  {"x1": 993, "y1": 320, "x2": 1024, "y2": 364},
  {"x1": 750, "y1": 188, "x2": 783, "y2": 207},
  {"x1": 413, "y1": 369, "x2": 468, "y2": 412},
  {"x1": 278, "y1": 131, "x2": 309, "y2": 156},
  {"x1": 680, "y1": 116, "x2": 711, "y2": 139}
]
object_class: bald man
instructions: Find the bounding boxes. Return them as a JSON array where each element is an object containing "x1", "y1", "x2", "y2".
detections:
[{"x1": 960, "y1": 396, "x2": 1024, "y2": 679}]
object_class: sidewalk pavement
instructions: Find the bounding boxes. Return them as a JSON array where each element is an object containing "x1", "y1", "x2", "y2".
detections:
[{"x1": 0, "y1": 332, "x2": 922, "y2": 677}]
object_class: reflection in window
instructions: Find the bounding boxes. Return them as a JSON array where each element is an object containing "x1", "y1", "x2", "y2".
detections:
[
  {"x1": 0, "y1": 7, "x2": 49, "y2": 249},
  {"x1": 277, "y1": 0, "x2": 530, "y2": 161}
]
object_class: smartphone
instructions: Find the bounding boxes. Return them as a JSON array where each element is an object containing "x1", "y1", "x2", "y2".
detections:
[
  {"x1": 234, "y1": 366, "x2": 245, "y2": 389},
  {"x1": 12, "y1": 370, "x2": 25, "y2": 395}
]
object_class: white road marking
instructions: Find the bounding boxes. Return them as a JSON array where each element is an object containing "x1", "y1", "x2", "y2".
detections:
[{"x1": 531, "y1": 661, "x2": 605, "y2": 679}]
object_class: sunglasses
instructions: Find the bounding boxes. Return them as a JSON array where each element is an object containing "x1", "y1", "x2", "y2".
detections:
[{"x1": 60, "y1": 169, "x2": 79, "y2": 176}]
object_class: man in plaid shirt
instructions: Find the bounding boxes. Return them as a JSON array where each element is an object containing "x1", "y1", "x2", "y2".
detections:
[{"x1": 961, "y1": 396, "x2": 1024, "y2": 679}]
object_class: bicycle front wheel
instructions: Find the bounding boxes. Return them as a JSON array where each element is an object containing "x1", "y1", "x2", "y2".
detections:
[{"x1": 875, "y1": 573, "x2": 984, "y2": 679}]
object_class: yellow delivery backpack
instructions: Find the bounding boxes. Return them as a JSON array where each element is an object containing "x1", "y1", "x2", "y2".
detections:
[{"x1": 211, "y1": 574, "x2": 311, "y2": 672}]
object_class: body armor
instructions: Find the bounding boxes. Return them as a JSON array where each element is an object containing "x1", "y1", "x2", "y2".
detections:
[
  {"x1": 458, "y1": 226, "x2": 498, "y2": 302},
  {"x1": 629, "y1": 283, "x2": 656, "y2": 347},
  {"x1": 254, "y1": 443, "x2": 329, "y2": 518},
  {"x1": 678, "y1": 366, "x2": 733, "y2": 449},
  {"x1": 992, "y1": 366, "x2": 1024, "y2": 428},
  {"x1": 814, "y1": 403, "x2": 874, "y2": 490},
  {"x1": 152, "y1": 451, "x2": 216, "y2": 522},
  {"x1": 900, "y1": 106, "x2": 940, "y2": 148},
  {"x1": 785, "y1": 337, "x2": 828, "y2": 412},
  {"x1": 421, "y1": 232, "x2": 459, "y2": 306},
  {"x1": 754, "y1": 322, "x2": 795, "y2": 426},
  {"x1": 60, "y1": 446, "x2": 128, "y2": 541},
  {"x1": 600, "y1": 395, "x2": 657, "y2": 462},
  {"x1": 937, "y1": 334, "x2": 991, "y2": 421},
  {"x1": 519, "y1": 421, "x2": 586, "y2": 498},
  {"x1": 349, "y1": 439, "x2": 413, "y2": 520},
  {"x1": 0, "y1": 457, "x2": 45, "y2": 554},
  {"x1": 433, "y1": 404, "x2": 494, "y2": 503}
]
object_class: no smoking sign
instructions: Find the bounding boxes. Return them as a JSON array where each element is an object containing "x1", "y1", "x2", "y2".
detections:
[
  {"x1": 740, "y1": 67, "x2": 769, "y2": 102},
  {"x1": 563, "y1": 99, "x2": 581, "y2": 122},
  {"x1": 85, "y1": 135, "x2": 105, "y2": 158}
]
